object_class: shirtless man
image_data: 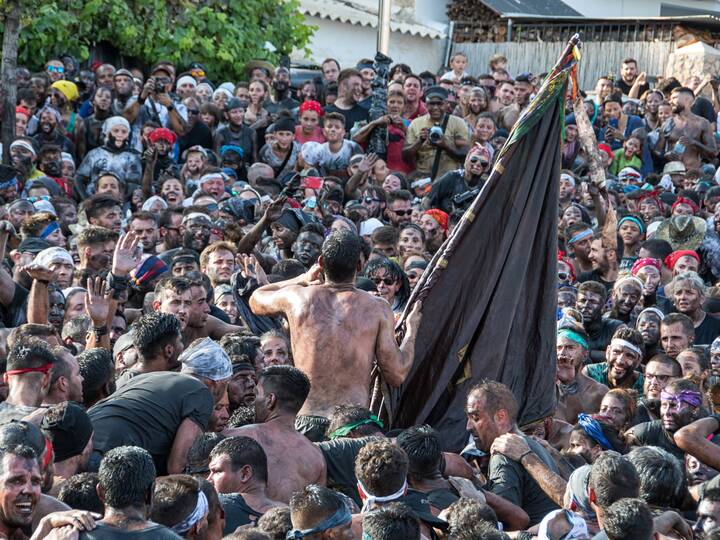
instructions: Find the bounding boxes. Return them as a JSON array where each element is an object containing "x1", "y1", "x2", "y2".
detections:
[
  {"x1": 224, "y1": 365, "x2": 326, "y2": 503},
  {"x1": 556, "y1": 327, "x2": 608, "y2": 424},
  {"x1": 656, "y1": 86, "x2": 716, "y2": 170},
  {"x1": 181, "y1": 275, "x2": 246, "y2": 346},
  {"x1": 249, "y1": 229, "x2": 422, "y2": 441}
]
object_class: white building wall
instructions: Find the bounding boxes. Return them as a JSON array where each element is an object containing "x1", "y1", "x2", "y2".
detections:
[
  {"x1": 293, "y1": 16, "x2": 448, "y2": 73},
  {"x1": 563, "y1": 0, "x2": 720, "y2": 18}
]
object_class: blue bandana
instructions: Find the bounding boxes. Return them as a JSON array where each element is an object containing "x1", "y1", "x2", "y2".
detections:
[
  {"x1": 577, "y1": 413, "x2": 614, "y2": 450},
  {"x1": 39, "y1": 221, "x2": 60, "y2": 239}
]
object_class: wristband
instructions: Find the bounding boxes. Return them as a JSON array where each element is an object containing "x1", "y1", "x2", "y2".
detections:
[
  {"x1": 519, "y1": 450, "x2": 534, "y2": 463},
  {"x1": 34, "y1": 279, "x2": 50, "y2": 285},
  {"x1": 93, "y1": 326, "x2": 108, "y2": 337},
  {"x1": 107, "y1": 272, "x2": 129, "y2": 291},
  {"x1": 167, "y1": 104, "x2": 175, "y2": 111}
]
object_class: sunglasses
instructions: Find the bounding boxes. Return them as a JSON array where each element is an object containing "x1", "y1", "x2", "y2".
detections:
[
  {"x1": 392, "y1": 209, "x2": 413, "y2": 216},
  {"x1": 371, "y1": 277, "x2": 396, "y2": 286},
  {"x1": 469, "y1": 156, "x2": 488, "y2": 166},
  {"x1": 188, "y1": 109, "x2": 200, "y2": 115},
  {"x1": 199, "y1": 203, "x2": 219, "y2": 212},
  {"x1": 47, "y1": 66, "x2": 65, "y2": 73},
  {"x1": 363, "y1": 196, "x2": 381, "y2": 204}
]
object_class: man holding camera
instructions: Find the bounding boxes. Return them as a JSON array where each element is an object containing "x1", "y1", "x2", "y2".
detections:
[
  {"x1": 403, "y1": 85, "x2": 469, "y2": 179},
  {"x1": 423, "y1": 144, "x2": 491, "y2": 213},
  {"x1": 127, "y1": 63, "x2": 188, "y2": 138}
]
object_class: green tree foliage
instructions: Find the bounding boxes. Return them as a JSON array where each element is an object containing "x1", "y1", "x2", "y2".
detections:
[{"x1": 0, "y1": 0, "x2": 315, "y2": 80}]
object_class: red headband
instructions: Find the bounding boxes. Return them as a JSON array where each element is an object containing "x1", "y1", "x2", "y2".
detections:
[
  {"x1": 671, "y1": 196, "x2": 699, "y2": 215},
  {"x1": 148, "y1": 127, "x2": 177, "y2": 145},
  {"x1": 42, "y1": 436, "x2": 53, "y2": 470},
  {"x1": 631, "y1": 257, "x2": 661, "y2": 276},
  {"x1": 664, "y1": 250, "x2": 700, "y2": 270},
  {"x1": 424, "y1": 209, "x2": 449, "y2": 232},
  {"x1": 300, "y1": 100, "x2": 324, "y2": 117},
  {"x1": 5, "y1": 363, "x2": 53, "y2": 377}
]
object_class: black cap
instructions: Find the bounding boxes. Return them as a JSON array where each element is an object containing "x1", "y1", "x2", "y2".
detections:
[
  {"x1": 41, "y1": 402, "x2": 94, "y2": 462},
  {"x1": 17, "y1": 238, "x2": 51, "y2": 254},
  {"x1": 274, "y1": 116, "x2": 296, "y2": 133},
  {"x1": 425, "y1": 85, "x2": 448, "y2": 100}
]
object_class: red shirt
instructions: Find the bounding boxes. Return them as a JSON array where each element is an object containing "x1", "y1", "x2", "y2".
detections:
[{"x1": 295, "y1": 126, "x2": 326, "y2": 145}]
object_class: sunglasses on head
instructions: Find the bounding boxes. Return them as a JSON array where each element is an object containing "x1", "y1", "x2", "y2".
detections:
[
  {"x1": 47, "y1": 66, "x2": 65, "y2": 73},
  {"x1": 363, "y1": 196, "x2": 381, "y2": 204},
  {"x1": 371, "y1": 277, "x2": 396, "y2": 286},
  {"x1": 393, "y1": 209, "x2": 412, "y2": 216}
]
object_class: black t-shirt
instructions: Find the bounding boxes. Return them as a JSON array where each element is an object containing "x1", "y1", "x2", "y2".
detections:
[
  {"x1": 266, "y1": 97, "x2": 300, "y2": 115},
  {"x1": 179, "y1": 120, "x2": 213, "y2": 153},
  {"x1": 695, "y1": 313, "x2": 720, "y2": 345},
  {"x1": 692, "y1": 96, "x2": 716, "y2": 125},
  {"x1": 317, "y1": 436, "x2": 378, "y2": 506},
  {"x1": 577, "y1": 270, "x2": 614, "y2": 292},
  {"x1": 426, "y1": 170, "x2": 472, "y2": 214},
  {"x1": 79, "y1": 522, "x2": 181, "y2": 539},
  {"x1": 487, "y1": 434, "x2": 561, "y2": 526},
  {"x1": 616, "y1": 77, "x2": 649, "y2": 97},
  {"x1": 89, "y1": 372, "x2": 213, "y2": 475},
  {"x1": 0, "y1": 283, "x2": 28, "y2": 328},
  {"x1": 220, "y1": 493, "x2": 262, "y2": 534},
  {"x1": 213, "y1": 124, "x2": 256, "y2": 160},
  {"x1": 325, "y1": 103, "x2": 369, "y2": 136},
  {"x1": 629, "y1": 420, "x2": 684, "y2": 460}
]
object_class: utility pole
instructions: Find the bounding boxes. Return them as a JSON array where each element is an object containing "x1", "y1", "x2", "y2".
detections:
[
  {"x1": 1, "y1": 0, "x2": 21, "y2": 163},
  {"x1": 377, "y1": 0, "x2": 391, "y2": 55}
]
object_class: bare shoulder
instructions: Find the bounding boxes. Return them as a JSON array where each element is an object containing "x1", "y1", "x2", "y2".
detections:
[{"x1": 222, "y1": 424, "x2": 261, "y2": 438}]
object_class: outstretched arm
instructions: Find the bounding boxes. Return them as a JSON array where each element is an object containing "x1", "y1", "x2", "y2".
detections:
[
  {"x1": 675, "y1": 417, "x2": 720, "y2": 471},
  {"x1": 375, "y1": 301, "x2": 422, "y2": 387},
  {"x1": 249, "y1": 264, "x2": 321, "y2": 317}
]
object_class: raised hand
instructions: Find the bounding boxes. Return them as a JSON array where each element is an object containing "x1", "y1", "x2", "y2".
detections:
[
  {"x1": 20, "y1": 264, "x2": 56, "y2": 284},
  {"x1": 85, "y1": 277, "x2": 111, "y2": 327},
  {"x1": 239, "y1": 253, "x2": 268, "y2": 286},
  {"x1": 358, "y1": 153, "x2": 379, "y2": 174},
  {"x1": 111, "y1": 232, "x2": 142, "y2": 277},
  {"x1": 263, "y1": 196, "x2": 287, "y2": 223}
]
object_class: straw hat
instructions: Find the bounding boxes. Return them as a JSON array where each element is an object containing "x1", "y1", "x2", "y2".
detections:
[{"x1": 653, "y1": 215, "x2": 707, "y2": 251}]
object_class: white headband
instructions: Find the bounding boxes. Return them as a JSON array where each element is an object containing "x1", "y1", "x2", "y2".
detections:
[
  {"x1": 357, "y1": 478, "x2": 407, "y2": 513},
  {"x1": 639, "y1": 307, "x2": 665, "y2": 321},
  {"x1": 102, "y1": 116, "x2": 130, "y2": 135},
  {"x1": 176, "y1": 75, "x2": 198, "y2": 89},
  {"x1": 560, "y1": 173, "x2": 576, "y2": 187},
  {"x1": 10, "y1": 140, "x2": 36, "y2": 157},
  {"x1": 611, "y1": 338, "x2": 642, "y2": 357},
  {"x1": 34, "y1": 247, "x2": 74, "y2": 268},
  {"x1": 614, "y1": 276, "x2": 644, "y2": 292}
]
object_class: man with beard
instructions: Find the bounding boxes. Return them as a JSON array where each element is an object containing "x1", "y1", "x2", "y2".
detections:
[
  {"x1": 583, "y1": 327, "x2": 645, "y2": 394},
  {"x1": 669, "y1": 271, "x2": 720, "y2": 345},
  {"x1": 656, "y1": 86, "x2": 716, "y2": 170},
  {"x1": 128, "y1": 211, "x2": 159, "y2": 254},
  {"x1": 116, "y1": 313, "x2": 184, "y2": 386},
  {"x1": 636, "y1": 307, "x2": 664, "y2": 361},
  {"x1": 424, "y1": 146, "x2": 490, "y2": 214},
  {"x1": 9, "y1": 139, "x2": 43, "y2": 184},
  {"x1": 32, "y1": 106, "x2": 75, "y2": 156},
  {"x1": 75, "y1": 116, "x2": 142, "y2": 197},
  {"x1": 291, "y1": 224, "x2": 324, "y2": 269},
  {"x1": 465, "y1": 381, "x2": 558, "y2": 528},
  {"x1": 402, "y1": 74, "x2": 427, "y2": 121},
  {"x1": 37, "y1": 144, "x2": 72, "y2": 197},
  {"x1": 157, "y1": 209, "x2": 183, "y2": 253},
  {"x1": 223, "y1": 366, "x2": 325, "y2": 504},
  {"x1": 660, "y1": 313, "x2": 695, "y2": 359},
  {"x1": 608, "y1": 276, "x2": 643, "y2": 325},
  {"x1": 634, "y1": 354, "x2": 682, "y2": 424},
  {"x1": 33, "y1": 246, "x2": 74, "y2": 289},
  {"x1": 214, "y1": 98, "x2": 255, "y2": 162},
  {"x1": 181, "y1": 213, "x2": 212, "y2": 253},
  {"x1": 577, "y1": 233, "x2": 619, "y2": 291},
  {"x1": 200, "y1": 242, "x2": 238, "y2": 287},
  {"x1": 555, "y1": 327, "x2": 608, "y2": 424},
  {"x1": 84, "y1": 195, "x2": 123, "y2": 233},
  {"x1": 41, "y1": 346, "x2": 84, "y2": 406},
  {"x1": 76, "y1": 226, "x2": 117, "y2": 275},
  {"x1": 208, "y1": 436, "x2": 285, "y2": 533},
  {"x1": 325, "y1": 68, "x2": 369, "y2": 136},
  {"x1": 627, "y1": 378, "x2": 704, "y2": 460},
  {"x1": 385, "y1": 190, "x2": 413, "y2": 228},
  {"x1": 576, "y1": 281, "x2": 623, "y2": 362},
  {"x1": 266, "y1": 67, "x2": 299, "y2": 114},
  {"x1": 227, "y1": 359, "x2": 258, "y2": 412},
  {"x1": 178, "y1": 97, "x2": 213, "y2": 153},
  {"x1": 151, "y1": 277, "x2": 193, "y2": 331}
]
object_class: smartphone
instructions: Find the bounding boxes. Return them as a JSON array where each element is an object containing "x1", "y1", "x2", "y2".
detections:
[
  {"x1": 301, "y1": 177, "x2": 324, "y2": 190},
  {"x1": 608, "y1": 118, "x2": 618, "y2": 129}
]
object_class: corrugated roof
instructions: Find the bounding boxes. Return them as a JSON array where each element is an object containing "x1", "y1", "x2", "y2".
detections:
[
  {"x1": 299, "y1": 0, "x2": 448, "y2": 40},
  {"x1": 478, "y1": 0, "x2": 581, "y2": 17}
]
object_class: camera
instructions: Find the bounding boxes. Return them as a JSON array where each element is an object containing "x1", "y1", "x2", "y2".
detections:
[
  {"x1": 452, "y1": 188, "x2": 480, "y2": 209},
  {"x1": 428, "y1": 126, "x2": 444, "y2": 144}
]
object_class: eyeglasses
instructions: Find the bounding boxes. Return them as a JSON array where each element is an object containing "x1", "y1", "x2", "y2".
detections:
[
  {"x1": 645, "y1": 373, "x2": 672, "y2": 383},
  {"x1": 47, "y1": 66, "x2": 65, "y2": 73},
  {"x1": 392, "y1": 209, "x2": 412, "y2": 216},
  {"x1": 371, "y1": 277, "x2": 396, "y2": 286}
]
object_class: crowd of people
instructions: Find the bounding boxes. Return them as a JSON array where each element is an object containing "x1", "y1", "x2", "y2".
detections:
[{"x1": 2, "y1": 42, "x2": 720, "y2": 539}]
